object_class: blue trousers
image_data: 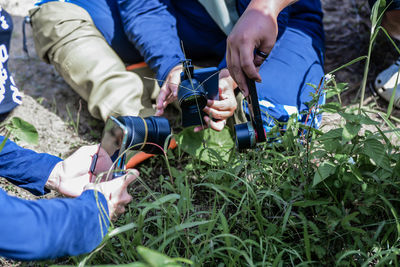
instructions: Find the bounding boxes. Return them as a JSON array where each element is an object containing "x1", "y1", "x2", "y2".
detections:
[{"x1": 165, "y1": 0, "x2": 325, "y2": 130}]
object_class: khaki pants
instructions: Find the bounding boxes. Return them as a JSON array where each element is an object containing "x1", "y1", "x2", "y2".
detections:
[{"x1": 29, "y1": 2, "x2": 159, "y2": 122}]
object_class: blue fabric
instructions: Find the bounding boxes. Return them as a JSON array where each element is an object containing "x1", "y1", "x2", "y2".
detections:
[
  {"x1": 0, "y1": 136, "x2": 62, "y2": 195},
  {"x1": 0, "y1": 189, "x2": 109, "y2": 260},
  {"x1": 36, "y1": 0, "x2": 185, "y2": 86},
  {"x1": 34, "y1": 0, "x2": 325, "y2": 131},
  {"x1": 164, "y1": 0, "x2": 325, "y2": 131},
  {"x1": 250, "y1": 0, "x2": 325, "y2": 131},
  {"x1": 0, "y1": 8, "x2": 22, "y2": 119},
  {"x1": 0, "y1": 136, "x2": 110, "y2": 260}
]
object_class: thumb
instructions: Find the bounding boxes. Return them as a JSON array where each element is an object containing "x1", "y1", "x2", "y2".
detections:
[{"x1": 121, "y1": 169, "x2": 139, "y2": 190}]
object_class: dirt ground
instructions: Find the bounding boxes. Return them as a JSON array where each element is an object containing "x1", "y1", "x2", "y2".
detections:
[{"x1": 0, "y1": 0, "x2": 399, "y2": 265}]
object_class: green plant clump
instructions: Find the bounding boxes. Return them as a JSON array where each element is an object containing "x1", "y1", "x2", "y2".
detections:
[
  {"x1": 62, "y1": 74, "x2": 399, "y2": 267},
  {"x1": 48, "y1": 0, "x2": 400, "y2": 266}
]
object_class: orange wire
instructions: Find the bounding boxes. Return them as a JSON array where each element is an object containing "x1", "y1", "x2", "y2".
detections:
[{"x1": 126, "y1": 62, "x2": 148, "y2": 71}]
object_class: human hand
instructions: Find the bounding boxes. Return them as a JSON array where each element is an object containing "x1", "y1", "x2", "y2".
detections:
[
  {"x1": 84, "y1": 170, "x2": 138, "y2": 221},
  {"x1": 194, "y1": 69, "x2": 237, "y2": 132},
  {"x1": 46, "y1": 145, "x2": 113, "y2": 197},
  {"x1": 226, "y1": 1, "x2": 279, "y2": 96},
  {"x1": 155, "y1": 64, "x2": 183, "y2": 116}
]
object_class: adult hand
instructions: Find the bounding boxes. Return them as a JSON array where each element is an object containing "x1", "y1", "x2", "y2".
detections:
[
  {"x1": 155, "y1": 64, "x2": 183, "y2": 116},
  {"x1": 46, "y1": 145, "x2": 113, "y2": 197},
  {"x1": 84, "y1": 170, "x2": 138, "y2": 221},
  {"x1": 194, "y1": 69, "x2": 237, "y2": 132},
  {"x1": 226, "y1": 0, "x2": 293, "y2": 96}
]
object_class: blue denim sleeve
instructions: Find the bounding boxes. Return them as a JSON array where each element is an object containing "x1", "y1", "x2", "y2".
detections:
[
  {"x1": 116, "y1": 0, "x2": 185, "y2": 86},
  {"x1": 0, "y1": 189, "x2": 109, "y2": 260},
  {"x1": 0, "y1": 136, "x2": 62, "y2": 196}
]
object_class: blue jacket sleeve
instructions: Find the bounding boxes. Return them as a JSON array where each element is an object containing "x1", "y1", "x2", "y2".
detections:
[
  {"x1": 116, "y1": 0, "x2": 185, "y2": 86},
  {"x1": 0, "y1": 189, "x2": 109, "y2": 260},
  {"x1": 0, "y1": 136, "x2": 62, "y2": 196}
]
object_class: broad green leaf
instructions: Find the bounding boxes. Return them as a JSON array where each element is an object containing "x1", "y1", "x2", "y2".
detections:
[
  {"x1": 176, "y1": 126, "x2": 234, "y2": 165},
  {"x1": 137, "y1": 246, "x2": 183, "y2": 267},
  {"x1": 322, "y1": 139, "x2": 341, "y2": 153},
  {"x1": 359, "y1": 116, "x2": 380, "y2": 125},
  {"x1": 321, "y1": 102, "x2": 342, "y2": 113},
  {"x1": 7, "y1": 117, "x2": 38, "y2": 145},
  {"x1": 313, "y1": 162, "x2": 336, "y2": 186},
  {"x1": 363, "y1": 139, "x2": 390, "y2": 169},
  {"x1": 317, "y1": 128, "x2": 343, "y2": 141},
  {"x1": 342, "y1": 122, "x2": 361, "y2": 141},
  {"x1": 339, "y1": 112, "x2": 379, "y2": 125}
]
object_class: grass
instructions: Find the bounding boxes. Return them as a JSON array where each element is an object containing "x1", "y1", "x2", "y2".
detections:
[{"x1": 30, "y1": 0, "x2": 400, "y2": 266}]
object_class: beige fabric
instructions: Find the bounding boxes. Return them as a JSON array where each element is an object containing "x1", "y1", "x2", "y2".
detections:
[
  {"x1": 198, "y1": 0, "x2": 239, "y2": 36},
  {"x1": 29, "y1": 2, "x2": 158, "y2": 122}
]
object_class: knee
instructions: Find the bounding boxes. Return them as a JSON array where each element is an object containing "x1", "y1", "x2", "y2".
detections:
[{"x1": 382, "y1": 10, "x2": 400, "y2": 40}]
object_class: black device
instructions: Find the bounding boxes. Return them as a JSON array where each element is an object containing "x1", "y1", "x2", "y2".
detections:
[
  {"x1": 90, "y1": 115, "x2": 171, "y2": 178},
  {"x1": 234, "y1": 77, "x2": 266, "y2": 150},
  {"x1": 178, "y1": 59, "x2": 219, "y2": 127}
]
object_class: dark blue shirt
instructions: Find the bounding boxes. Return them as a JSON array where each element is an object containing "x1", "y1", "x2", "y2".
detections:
[{"x1": 0, "y1": 136, "x2": 110, "y2": 260}]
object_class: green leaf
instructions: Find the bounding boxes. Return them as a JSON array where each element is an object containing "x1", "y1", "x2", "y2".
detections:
[
  {"x1": 176, "y1": 126, "x2": 234, "y2": 165},
  {"x1": 313, "y1": 162, "x2": 336, "y2": 186},
  {"x1": 370, "y1": 0, "x2": 386, "y2": 33},
  {"x1": 322, "y1": 139, "x2": 341, "y2": 153},
  {"x1": 318, "y1": 128, "x2": 343, "y2": 141},
  {"x1": 341, "y1": 212, "x2": 366, "y2": 235},
  {"x1": 339, "y1": 112, "x2": 379, "y2": 125},
  {"x1": 342, "y1": 122, "x2": 361, "y2": 141},
  {"x1": 293, "y1": 200, "x2": 331, "y2": 207},
  {"x1": 328, "y1": 56, "x2": 367, "y2": 75},
  {"x1": 7, "y1": 117, "x2": 39, "y2": 145},
  {"x1": 359, "y1": 116, "x2": 380, "y2": 125},
  {"x1": 137, "y1": 246, "x2": 191, "y2": 267},
  {"x1": 0, "y1": 131, "x2": 10, "y2": 153},
  {"x1": 321, "y1": 102, "x2": 342, "y2": 113},
  {"x1": 363, "y1": 139, "x2": 390, "y2": 169}
]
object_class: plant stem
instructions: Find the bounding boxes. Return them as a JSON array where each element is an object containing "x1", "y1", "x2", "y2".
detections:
[{"x1": 359, "y1": 41, "x2": 373, "y2": 113}]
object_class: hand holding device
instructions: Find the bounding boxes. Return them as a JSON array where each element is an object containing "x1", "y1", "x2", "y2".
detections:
[
  {"x1": 47, "y1": 145, "x2": 113, "y2": 197},
  {"x1": 178, "y1": 59, "x2": 219, "y2": 127},
  {"x1": 194, "y1": 68, "x2": 237, "y2": 132},
  {"x1": 156, "y1": 64, "x2": 183, "y2": 116},
  {"x1": 234, "y1": 76, "x2": 266, "y2": 150},
  {"x1": 84, "y1": 170, "x2": 139, "y2": 221}
]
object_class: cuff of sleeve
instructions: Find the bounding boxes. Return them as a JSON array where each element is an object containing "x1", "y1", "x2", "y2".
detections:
[
  {"x1": 34, "y1": 154, "x2": 63, "y2": 196},
  {"x1": 78, "y1": 190, "x2": 110, "y2": 238},
  {"x1": 156, "y1": 57, "x2": 184, "y2": 87}
]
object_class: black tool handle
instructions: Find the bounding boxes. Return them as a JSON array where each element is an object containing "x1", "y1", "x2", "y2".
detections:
[{"x1": 246, "y1": 77, "x2": 266, "y2": 143}]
